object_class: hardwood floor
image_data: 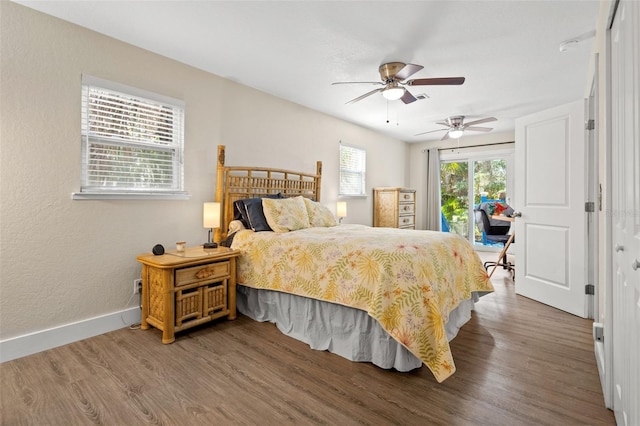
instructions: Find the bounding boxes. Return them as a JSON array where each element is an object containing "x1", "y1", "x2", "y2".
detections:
[{"x1": 1, "y1": 255, "x2": 615, "y2": 425}]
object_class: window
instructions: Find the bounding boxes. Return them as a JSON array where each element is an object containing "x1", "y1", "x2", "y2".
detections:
[
  {"x1": 74, "y1": 75, "x2": 187, "y2": 199},
  {"x1": 339, "y1": 143, "x2": 366, "y2": 196}
]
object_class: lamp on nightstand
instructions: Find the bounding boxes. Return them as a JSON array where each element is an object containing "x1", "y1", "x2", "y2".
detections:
[
  {"x1": 337, "y1": 201, "x2": 347, "y2": 223},
  {"x1": 203, "y1": 202, "x2": 221, "y2": 248}
]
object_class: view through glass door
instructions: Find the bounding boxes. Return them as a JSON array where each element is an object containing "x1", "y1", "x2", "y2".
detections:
[{"x1": 439, "y1": 148, "x2": 514, "y2": 249}]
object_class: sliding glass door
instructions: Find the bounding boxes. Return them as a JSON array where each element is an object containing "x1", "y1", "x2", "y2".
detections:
[{"x1": 439, "y1": 147, "x2": 514, "y2": 249}]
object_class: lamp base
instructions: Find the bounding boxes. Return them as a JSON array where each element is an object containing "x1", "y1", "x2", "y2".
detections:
[{"x1": 203, "y1": 242, "x2": 218, "y2": 249}]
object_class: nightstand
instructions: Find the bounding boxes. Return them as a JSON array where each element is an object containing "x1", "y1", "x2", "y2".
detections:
[{"x1": 136, "y1": 246, "x2": 240, "y2": 344}]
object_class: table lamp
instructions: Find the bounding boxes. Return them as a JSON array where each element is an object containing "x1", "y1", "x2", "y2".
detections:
[
  {"x1": 337, "y1": 201, "x2": 347, "y2": 223},
  {"x1": 203, "y1": 202, "x2": 221, "y2": 248}
]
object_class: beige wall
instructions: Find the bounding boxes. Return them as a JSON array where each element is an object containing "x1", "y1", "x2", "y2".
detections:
[{"x1": 0, "y1": 2, "x2": 408, "y2": 344}]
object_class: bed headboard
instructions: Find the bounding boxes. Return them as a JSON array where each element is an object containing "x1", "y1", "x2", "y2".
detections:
[{"x1": 215, "y1": 144, "x2": 322, "y2": 242}]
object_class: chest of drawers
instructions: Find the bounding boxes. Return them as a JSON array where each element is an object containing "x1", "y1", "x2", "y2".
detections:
[{"x1": 373, "y1": 187, "x2": 416, "y2": 230}]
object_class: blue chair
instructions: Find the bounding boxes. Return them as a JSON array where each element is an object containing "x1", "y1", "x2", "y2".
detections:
[{"x1": 441, "y1": 212, "x2": 450, "y2": 232}]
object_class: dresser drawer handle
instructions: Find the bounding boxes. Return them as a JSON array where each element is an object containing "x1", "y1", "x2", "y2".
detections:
[{"x1": 196, "y1": 267, "x2": 219, "y2": 279}]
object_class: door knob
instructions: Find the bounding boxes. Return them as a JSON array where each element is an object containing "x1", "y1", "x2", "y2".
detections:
[
  {"x1": 633, "y1": 259, "x2": 640, "y2": 271},
  {"x1": 512, "y1": 211, "x2": 522, "y2": 218},
  {"x1": 615, "y1": 245, "x2": 624, "y2": 252}
]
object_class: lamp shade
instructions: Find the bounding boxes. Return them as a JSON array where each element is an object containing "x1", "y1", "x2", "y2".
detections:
[
  {"x1": 203, "y1": 202, "x2": 221, "y2": 228},
  {"x1": 336, "y1": 201, "x2": 348, "y2": 218}
]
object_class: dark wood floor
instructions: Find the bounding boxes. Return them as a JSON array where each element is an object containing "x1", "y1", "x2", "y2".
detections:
[{"x1": 1, "y1": 254, "x2": 615, "y2": 425}]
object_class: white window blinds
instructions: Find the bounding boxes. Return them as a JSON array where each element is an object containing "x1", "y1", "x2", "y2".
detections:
[
  {"x1": 78, "y1": 75, "x2": 186, "y2": 197},
  {"x1": 339, "y1": 143, "x2": 366, "y2": 196}
]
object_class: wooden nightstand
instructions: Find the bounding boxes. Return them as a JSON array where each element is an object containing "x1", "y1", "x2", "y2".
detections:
[{"x1": 136, "y1": 246, "x2": 240, "y2": 344}]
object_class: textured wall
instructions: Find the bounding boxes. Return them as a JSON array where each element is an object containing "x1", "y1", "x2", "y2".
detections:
[{"x1": 0, "y1": 2, "x2": 408, "y2": 341}]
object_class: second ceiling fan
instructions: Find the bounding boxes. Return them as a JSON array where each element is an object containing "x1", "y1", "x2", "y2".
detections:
[
  {"x1": 332, "y1": 62, "x2": 465, "y2": 104},
  {"x1": 415, "y1": 116, "x2": 497, "y2": 140}
]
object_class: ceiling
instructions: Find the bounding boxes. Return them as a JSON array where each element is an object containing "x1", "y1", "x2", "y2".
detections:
[{"x1": 15, "y1": 0, "x2": 600, "y2": 143}]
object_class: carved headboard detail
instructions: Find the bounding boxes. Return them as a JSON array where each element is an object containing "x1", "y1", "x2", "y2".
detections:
[{"x1": 214, "y1": 145, "x2": 322, "y2": 242}]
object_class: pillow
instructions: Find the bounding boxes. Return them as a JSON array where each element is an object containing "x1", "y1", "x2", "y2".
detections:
[
  {"x1": 262, "y1": 196, "x2": 311, "y2": 233},
  {"x1": 244, "y1": 197, "x2": 274, "y2": 232},
  {"x1": 233, "y1": 193, "x2": 283, "y2": 229},
  {"x1": 303, "y1": 198, "x2": 337, "y2": 227},
  {"x1": 228, "y1": 219, "x2": 247, "y2": 236}
]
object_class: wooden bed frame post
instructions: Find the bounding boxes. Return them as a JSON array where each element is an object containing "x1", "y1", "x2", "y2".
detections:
[
  {"x1": 214, "y1": 144, "x2": 225, "y2": 245},
  {"x1": 316, "y1": 161, "x2": 322, "y2": 202}
]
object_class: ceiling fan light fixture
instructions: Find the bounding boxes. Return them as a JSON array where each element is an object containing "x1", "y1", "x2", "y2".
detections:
[
  {"x1": 382, "y1": 86, "x2": 406, "y2": 101},
  {"x1": 448, "y1": 129, "x2": 465, "y2": 139}
]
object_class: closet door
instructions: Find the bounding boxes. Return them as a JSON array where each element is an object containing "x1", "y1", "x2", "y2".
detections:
[{"x1": 610, "y1": 2, "x2": 640, "y2": 424}]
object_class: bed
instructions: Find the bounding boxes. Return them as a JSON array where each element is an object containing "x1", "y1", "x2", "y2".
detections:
[{"x1": 214, "y1": 145, "x2": 494, "y2": 382}]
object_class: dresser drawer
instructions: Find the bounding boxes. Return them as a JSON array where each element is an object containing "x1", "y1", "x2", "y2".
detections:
[
  {"x1": 399, "y1": 215, "x2": 415, "y2": 227},
  {"x1": 175, "y1": 261, "x2": 230, "y2": 286},
  {"x1": 399, "y1": 203, "x2": 415, "y2": 215},
  {"x1": 399, "y1": 191, "x2": 415, "y2": 202}
]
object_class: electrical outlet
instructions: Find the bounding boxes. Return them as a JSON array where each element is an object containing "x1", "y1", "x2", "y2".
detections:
[{"x1": 133, "y1": 278, "x2": 142, "y2": 295}]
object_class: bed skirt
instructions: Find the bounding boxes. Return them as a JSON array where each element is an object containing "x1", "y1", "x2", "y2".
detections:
[{"x1": 236, "y1": 285, "x2": 481, "y2": 372}]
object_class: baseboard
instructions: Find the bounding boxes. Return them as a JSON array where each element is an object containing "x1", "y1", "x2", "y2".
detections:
[
  {"x1": 594, "y1": 340, "x2": 612, "y2": 408},
  {"x1": 0, "y1": 307, "x2": 141, "y2": 363}
]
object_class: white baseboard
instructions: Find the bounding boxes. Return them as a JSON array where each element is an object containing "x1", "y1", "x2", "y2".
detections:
[
  {"x1": 0, "y1": 307, "x2": 141, "y2": 363},
  {"x1": 594, "y1": 340, "x2": 612, "y2": 408}
]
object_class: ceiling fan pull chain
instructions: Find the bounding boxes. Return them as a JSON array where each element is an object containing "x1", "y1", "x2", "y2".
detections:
[{"x1": 386, "y1": 100, "x2": 390, "y2": 124}]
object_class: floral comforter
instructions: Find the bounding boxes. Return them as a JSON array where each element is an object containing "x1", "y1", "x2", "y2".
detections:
[{"x1": 231, "y1": 224, "x2": 493, "y2": 382}]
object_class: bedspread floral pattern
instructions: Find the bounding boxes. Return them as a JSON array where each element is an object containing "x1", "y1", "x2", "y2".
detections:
[{"x1": 232, "y1": 224, "x2": 493, "y2": 382}]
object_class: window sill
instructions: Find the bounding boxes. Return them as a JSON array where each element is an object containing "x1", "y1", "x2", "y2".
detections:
[
  {"x1": 338, "y1": 194, "x2": 368, "y2": 199},
  {"x1": 71, "y1": 191, "x2": 191, "y2": 200}
]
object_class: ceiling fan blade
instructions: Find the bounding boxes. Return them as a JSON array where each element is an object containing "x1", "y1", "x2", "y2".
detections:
[
  {"x1": 441, "y1": 132, "x2": 451, "y2": 141},
  {"x1": 400, "y1": 90, "x2": 418, "y2": 104},
  {"x1": 346, "y1": 87, "x2": 384, "y2": 104},
  {"x1": 465, "y1": 126, "x2": 493, "y2": 132},
  {"x1": 414, "y1": 128, "x2": 448, "y2": 136},
  {"x1": 406, "y1": 77, "x2": 466, "y2": 86},
  {"x1": 434, "y1": 121, "x2": 449, "y2": 127},
  {"x1": 331, "y1": 81, "x2": 384, "y2": 86},
  {"x1": 464, "y1": 117, "x2": 497, "y2": 126},
  {"x1": 394, "y1": 63, "x2": 424, "y2": 81}
]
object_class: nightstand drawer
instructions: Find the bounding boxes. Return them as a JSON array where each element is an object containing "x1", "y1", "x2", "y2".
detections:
[{"x1": 175, "y1": 261, "x2": 230, "y2": 286}]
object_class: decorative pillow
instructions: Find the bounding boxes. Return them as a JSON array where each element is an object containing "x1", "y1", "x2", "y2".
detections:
[
  {"x1": 262, "y1": 196, "x2": 311, "y2": 233},
  {"x1": 233, "y1": 193, "x2": 283, "y2": 230},
  {"x1": 303, "y1": 198, "x2": 337, "y2": 227}
]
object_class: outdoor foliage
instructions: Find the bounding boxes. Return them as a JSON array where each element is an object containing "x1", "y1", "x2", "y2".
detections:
[{"x1": 440, "y1": 159, "x2": 507, "y2": 239}]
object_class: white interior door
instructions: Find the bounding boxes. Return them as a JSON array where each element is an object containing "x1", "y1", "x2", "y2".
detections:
[
  {"x1": 610, "y1": 2, "x2": 640, "y2": 424},
  {"x1": 514, "y1": 100, "x2": 588, "y2": 317}
]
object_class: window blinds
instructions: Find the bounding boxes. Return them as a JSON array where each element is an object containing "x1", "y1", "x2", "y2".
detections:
[
  {"x1": 80, "y1": 75, "x2": 185, "y2": 194},
  {"x1": 339, "y1": 144, "x2": 366, "y2": 196}
]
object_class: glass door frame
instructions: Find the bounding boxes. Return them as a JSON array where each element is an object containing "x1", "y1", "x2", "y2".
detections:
[{"x1": 440, "y1": 145, "x2": 515, "y2": 251}]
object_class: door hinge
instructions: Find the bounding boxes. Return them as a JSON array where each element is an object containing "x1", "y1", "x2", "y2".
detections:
[
  {"x1": 585, "y1": 284, "x2": 595, "y2": 295},
  {"x1": 585, "y1": 201, "x2": 595, "y2": 212},
  {"x1": 585, "y1": 119, "x2": 595, "y2": 130}
]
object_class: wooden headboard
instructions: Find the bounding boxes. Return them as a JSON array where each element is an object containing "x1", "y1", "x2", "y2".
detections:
[{"x1": 214, "y1": 144, "x2": 322, "y2": 242}]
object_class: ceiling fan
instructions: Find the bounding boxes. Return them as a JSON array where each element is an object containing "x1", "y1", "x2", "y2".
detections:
[
  {"x1": 332, "y1": 62, "x2": 465, "y2": 104},
  {"x1": 415, "y1": 116, "x2": 497, "y2": 140}
]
